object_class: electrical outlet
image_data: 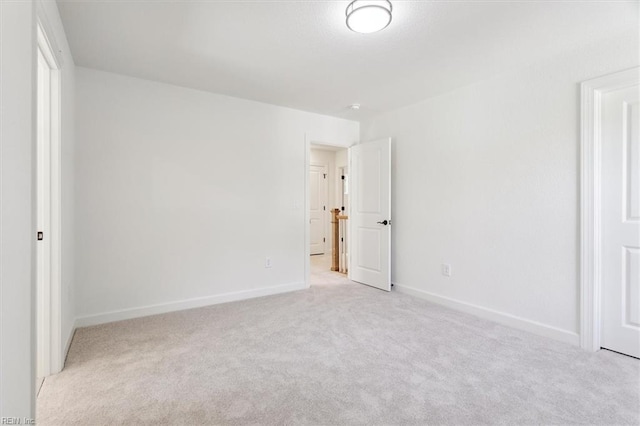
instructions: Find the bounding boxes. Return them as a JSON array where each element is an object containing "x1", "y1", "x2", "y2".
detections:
[
  {"x1": 442, "y1": 264, "x2": 452, "y2": 277},
  {"x1": 265, "y1": 257, "x2": 272, "y2": 268}
]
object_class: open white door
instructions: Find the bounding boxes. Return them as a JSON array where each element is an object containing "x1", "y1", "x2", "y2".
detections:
[
  {"x1": 36, "y1": 22, "x2": 63, "y2": 378},
  {"x1": 601, "y1": 82, "x2": 640, "y2": 358},
  {"x1": 349, "y1": 138, "x2": 391, "y2": 291}
]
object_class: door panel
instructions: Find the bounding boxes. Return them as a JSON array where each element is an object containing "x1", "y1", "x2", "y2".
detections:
[
  {"x1": 37, "y1": 48, "x2": 52, "y2": 378},
  {"x1": 310, "y1": 164, "x2": 327, "y2": 255},
  {"x1": 357, "y1": 228, "x2": 381, "y2": 271},
  {"x1": 602, "y1": 84, "x2": 640, "y2": 358},
  {"x1": 624, "y1": 248, "x2": 640, "y2": 327},
  {"x1": 349, "y1": 138, "x2": 391, "y2": 291},
  {"x1": 359, "y1": 149, "x2": 381, "y2": 213}
]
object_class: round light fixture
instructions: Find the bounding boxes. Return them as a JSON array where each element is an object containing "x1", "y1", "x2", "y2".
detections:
[{"x1": 346, "y1": 0, "x2": 393, "y2": 34}]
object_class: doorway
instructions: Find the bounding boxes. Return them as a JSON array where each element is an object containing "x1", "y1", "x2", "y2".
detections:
[
  {"x1": 307, "y1": 142, "x2": 350, "y2": 286},
  {"x1": 304, "y1": 138, "x2": 392, "y2": 290},
  {"x1": 36, "y1": 20, "x2": 63, "y2": 383}
]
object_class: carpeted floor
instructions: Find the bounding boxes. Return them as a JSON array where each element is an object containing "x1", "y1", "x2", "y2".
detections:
[{"x1": 37, "y1": 257, "x2": 639, "y2": 425}]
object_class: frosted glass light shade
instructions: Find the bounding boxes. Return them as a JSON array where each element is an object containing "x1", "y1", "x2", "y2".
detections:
[{"x1": 346, "y1": 0, "x2": 392, "y2": 34}]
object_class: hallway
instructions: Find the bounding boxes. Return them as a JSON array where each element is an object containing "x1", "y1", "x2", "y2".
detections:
[{"x1": 310, "y1": 254, "x2": 350, "y2": 286}]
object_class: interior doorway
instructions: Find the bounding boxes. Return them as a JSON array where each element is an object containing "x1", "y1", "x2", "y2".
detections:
[
  {"x1": 36, "y1": 20, "x2": 63, "y2": 385},
  {"x1": 307, "y1": 142, "x2": 350, "y2": 286},
  {"x1": 304, "y1": 138, "x2": 392, "y2": 290}
]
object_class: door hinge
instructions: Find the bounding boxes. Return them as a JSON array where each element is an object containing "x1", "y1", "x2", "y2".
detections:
[
  {"x1": 323, "y1": 237, "x2": 325, "y2": 242},
  {"x1": 323, "y1": 173, "x2": 327, "y2": 179},
  {"x1": 341, "y1": 206, "x2": 345, "y2": 211},
  {"x1": 37, "y1": 231, "x2": 44, "y2": 241},
  {"x1": 341, "y1": 175, "x2": 345, "y2": 180},
  {"x1": 341, "y1": 237, "x2": 344, "y2": 242},
  {"x1": 323, "y1": 206, "x2": 326, "y2": 211}
]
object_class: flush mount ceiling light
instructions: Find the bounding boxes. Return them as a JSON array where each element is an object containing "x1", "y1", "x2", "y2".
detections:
[{"x1": 346, "y1": 0, "x2": 393, "y2": 34}]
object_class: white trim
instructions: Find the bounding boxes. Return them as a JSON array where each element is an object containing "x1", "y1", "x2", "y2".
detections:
[
  {"x1": 76, "y1": 282, "x2": 307, "y2": 328},
  {"x1": 394, "y1": 284, "x2": 580, "y2": 346},
  {"x1": 347, "y1": 147, "x2": 352, "y2": 281},
  {"x1": 49, "y1": 48, "x2": 62, "y2": 375},
  {"x1": 304, "y1": 134, "x2": 311, "y2": 288},
  {"x1": 35, "y1": 2, "x2": 64, "y2": 68},
  {"x1": 580, "y1": 67, "x2": 640, "y2": 352},
  {"x1": 63, "y1": 319, "x2": 76, "y2": 366},
  {"x1": 36, "y1": 24, "x2": 60, "y2": 70}
]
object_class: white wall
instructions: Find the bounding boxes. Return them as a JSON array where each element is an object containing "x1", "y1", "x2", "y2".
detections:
[
  {"x1": 335, "y1": 149, "x2": 347, "y2": 170},
  {"x1": 361, "y1": 32, "x2": 639, "y2": 343},
  {"x1": 75, "y1": 67, "x2": 359, "y2": 324},
  {"x1": 39, "y1": 0, "x2": 77, "y2": 365},
  {"x1": 335, "y1": 149, "x2": 348, "y2": 213},
  {"x1": 0, "y1": 0, "x2": 36, "y2": 418}
]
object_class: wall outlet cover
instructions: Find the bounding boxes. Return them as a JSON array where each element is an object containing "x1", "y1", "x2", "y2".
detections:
[{"x1": 442, "y1": 264, "x2": 452, "y2": 277}]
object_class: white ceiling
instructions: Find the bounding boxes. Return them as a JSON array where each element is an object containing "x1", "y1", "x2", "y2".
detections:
[{"x1": 57, "y1": 0, "x2": 638, "y2": 120}]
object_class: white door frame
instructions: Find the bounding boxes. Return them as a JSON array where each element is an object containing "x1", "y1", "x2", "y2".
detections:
[
  {"x1": 36, "y1": 7, "x2": 63, "y2": 376},
  {"x1": 580, "y1": 67, "x2": 640, "y2": 352},
  {"x1": 304, "y1": 136, "x2": 351, "y2": 287}
]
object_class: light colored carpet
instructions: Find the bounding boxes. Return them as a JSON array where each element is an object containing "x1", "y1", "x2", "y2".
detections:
[{"x1": 38, "y1": 259, "x2": 639, "y2": 425}]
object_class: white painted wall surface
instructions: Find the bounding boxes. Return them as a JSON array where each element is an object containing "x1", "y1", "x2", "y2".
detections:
[
  {"x1": 360, "y1": 33, "x2": 639, "y2": 343},
  {"x1": 38, "y1": 0, "x2": 77, "y2": 362},
  {"x1": 0, "y1": 0, "x2": 36, "y2": 418},
  {"x1": 335, "y1": 148, "x2": 348, "y2": 210},
  {"x1": 335, "y1": 149, "x2": 347, "y2": 170},
  {"x1": 75, "y1": 68, "x2": 358, "y2": 324}
]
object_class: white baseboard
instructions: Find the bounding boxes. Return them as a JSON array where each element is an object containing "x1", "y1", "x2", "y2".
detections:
[
  {"x1": 75, "y1": 282, "x2": 307, "y2": 328},
  {"x1": 63, "y1": 319, "x2": 77, "y2": 366},
  {"x1": 393, "y1": 283, "x2": 580, "y2": 346}
]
